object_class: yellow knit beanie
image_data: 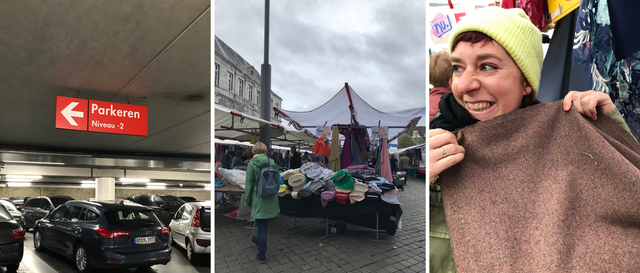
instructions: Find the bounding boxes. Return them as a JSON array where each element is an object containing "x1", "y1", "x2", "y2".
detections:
[{"x1": 449, "y1": 7, "x2": 543, "y2": 98}]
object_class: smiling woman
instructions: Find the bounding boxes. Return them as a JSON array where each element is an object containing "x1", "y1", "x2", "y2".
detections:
[{"x1": 428, "y1": 6, "x2": 632, "y2": 273}]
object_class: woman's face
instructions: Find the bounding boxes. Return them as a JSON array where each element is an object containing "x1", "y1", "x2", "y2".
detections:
[{"x1": 449, "y1": 40, "x2": 532, "y2": 121}]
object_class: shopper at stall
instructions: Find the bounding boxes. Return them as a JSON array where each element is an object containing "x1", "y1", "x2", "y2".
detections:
[
  {"x1": 242, "y1": 148, "x2": 253, "y2": 163},
  {"x1": 219, "y1": 148, "x2": 232, "y2": 169},
  {"x1": 232, "y1": 150, "x2": 244, "y2": 168},
  {"x1": 429, "y1": 50, "x2": 453, "y2": 122},
  {"x1": 244, "y1": 141, "x2": 280, "y2": 262},
  {"x1": 390, "y1": 154, "x2": 398, "y2": 174},
  {"x1": 399, "y1": 153, "x2": 410, "y2": 173},
  {"x1": 284, "y1": 150, "x2": 290, "y2": 167},
  {"x1": 290, "y1": 146, "x2": 302, "y2": 169},
  {"x1": 428, "y1": 7, "x2": 632, "y2": 272}
]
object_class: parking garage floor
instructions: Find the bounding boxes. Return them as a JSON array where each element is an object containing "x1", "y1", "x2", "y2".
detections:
[{"x1": 0, "y1": 231, "x2": 210, "y2": 273}]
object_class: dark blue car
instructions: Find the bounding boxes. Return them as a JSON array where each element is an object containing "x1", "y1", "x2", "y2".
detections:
[{"x1": 33, "y1": 200, "x2": 171, "y2": 273}]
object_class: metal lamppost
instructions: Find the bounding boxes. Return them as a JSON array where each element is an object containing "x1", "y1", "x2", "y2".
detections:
[{"x1": 260, "y1": 0, "x2": 272, "y2": 156}]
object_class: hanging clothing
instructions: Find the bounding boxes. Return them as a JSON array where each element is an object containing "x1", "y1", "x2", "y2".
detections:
[
  {"x1": 313, "y1": 137, "x2": 330, "y2": 157},
  {"x1": 329, "y1": 126, "x2": 341, "y2": 172},
  {"x1": 340, "y1": 130, "x2": 353, "y2": 168},
  {"x1": 379, "y1": 139, "x2": 392, "y2": 182},
  {"x1": 572, "y1": 0, "x2": 640, "y2": 139}
]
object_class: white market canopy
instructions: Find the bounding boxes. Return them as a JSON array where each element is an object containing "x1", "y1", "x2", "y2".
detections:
[
  {"x1": 214, "y1": 104, "x2": 317, "y2": 149},
  {"x1": 274, "y1": 83, "x2": 424, "y2": 140}
]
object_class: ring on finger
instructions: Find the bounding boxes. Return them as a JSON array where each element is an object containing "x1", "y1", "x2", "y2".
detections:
[{"x1": 440, "y1": 147, "x2": 446, "y2": 158}]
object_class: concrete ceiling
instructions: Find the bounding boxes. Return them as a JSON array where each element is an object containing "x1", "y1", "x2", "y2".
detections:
[{"x1": 0, "y1": 1, "x2": 211, "y2": 184}]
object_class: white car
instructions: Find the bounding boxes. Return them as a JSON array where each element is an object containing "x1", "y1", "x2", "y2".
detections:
[
  {"x1": 0, "y1": 200, "x2": 24, "y2": 228},
  {"x1": 169, "y1": 201, "x2": 211, "y2": 262}
]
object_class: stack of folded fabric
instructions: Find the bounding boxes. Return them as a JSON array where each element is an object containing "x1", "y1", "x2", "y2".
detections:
[
  {"x1": 288, "y1": 173, "x2": 307, "y2": 199},
  {"x1": 381, "y1": 188, "x2": 400, "y2": 204},
  {"x1": 333, "y1": 169, "x2": 354, "y2": 205},
  {"x1": 320, "y1": 190, "x2": 335, "y2": 207},
  {"x1": 349, "y1": 181, "x2": 369, "y2": 203},
  {"x1": 365, "y1": 183, "x2": 383, "y2": 202},
  {"x1": 298, "y1": 179, "x2": 325, "y2": 198}
]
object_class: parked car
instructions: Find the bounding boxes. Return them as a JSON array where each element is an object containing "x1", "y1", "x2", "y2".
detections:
[
  {"x1": 168, "y1": 201, "x2": 211, "y2": 262},
  {"x1": 0, "y1": 204, "x2": 24, "y2": 271},
  {"x1": 7, "y1": 198, "x2": 25, "y2": 212},
  {"x1": 33, "y1": 200, "x2": 171, "y2": 273},
  {"x1": 126, "y1": 195, "x2": 186, "y2": 226},
  {"x1": 178, "y1": 196, "x2": 197, "y2": 202},
  {"x1": 0, "y1": 200, "x2": 25, "y2": 229},
  {"x1": 22, "y1": 196, "x2": 74, "y2": 231}
]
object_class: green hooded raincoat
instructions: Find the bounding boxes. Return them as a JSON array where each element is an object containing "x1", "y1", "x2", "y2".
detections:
[{"x1": 243, "y1": 154, "x2": 280, "y2": 219}]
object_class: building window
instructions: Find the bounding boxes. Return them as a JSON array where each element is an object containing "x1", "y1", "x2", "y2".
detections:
[
  {"x1": 256, "y1": 90, "x2": 260, "y2": 104},
  {"x1": 215, "y1": 63, "x2": 220, "y2": 86},
  {"x1": 248, "y1": 85, "x2": 253, "y2": 102},
  {"x1": 238, "y1": 79, "x2": 244, "y2": 97},
  {"x1": 228, "y1": 72, "x2": 234, "y2": 92}
]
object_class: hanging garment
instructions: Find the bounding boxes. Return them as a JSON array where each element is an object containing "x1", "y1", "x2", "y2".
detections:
[
  {"x1": 572, "y1": 0, "x2": 640, "y2": 139},
  {"x1": 350, "y1": 134, "x2": 363, "y2": 166},
  {"x1": 340, "y1": 130, "x2": 353, "y2": 168},
  {"x1": 313, "y1": 137, "x2": 329, "y2": 157},
  {"x1": 379, "y1": 139, "x2": 392, "y2": 182},
  {"x1": 329, "y1": 126, "x2": 341, "y2": 172},
  {"x1": 516, "y1": 0, "x2": 548, "y2": 31},
  {"x1": 440, "y1": 101, "x2": 640, "y2": 272}
]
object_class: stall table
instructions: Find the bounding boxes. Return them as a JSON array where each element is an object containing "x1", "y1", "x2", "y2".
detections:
[{"x1": 278, "y1": 195, "x2": 402, "y2": 235}]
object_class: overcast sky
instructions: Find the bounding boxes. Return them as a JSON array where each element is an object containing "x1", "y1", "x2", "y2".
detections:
[{"x1": 214, "y1": 0, "x2": 426, "y2": 114}]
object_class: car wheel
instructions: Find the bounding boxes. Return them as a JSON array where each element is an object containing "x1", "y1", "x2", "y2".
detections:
[
  {"x1": 186, "y1": 240, "x2": 198, "y2": 262},
  {"x1": 33, "y1": 230, "x2": 43, "y2": 251},
  {"x1": 5, "y1": 263, "x2": 19, "y2": 272},
  {"x1": 74, "y1": 243, "x2": 93, "y2": 273}
]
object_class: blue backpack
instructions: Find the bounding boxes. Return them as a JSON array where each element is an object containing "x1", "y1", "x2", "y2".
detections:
[{"x1": 258, "y1": 160, "x2": 280, "y2": 198}]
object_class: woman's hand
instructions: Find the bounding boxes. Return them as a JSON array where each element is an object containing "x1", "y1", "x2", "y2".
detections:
[
  {"x1": 429, "y1": 129, "x2": 465, "y2": 183},
  {"x1": 563, "y1": 90, "x2": 615, "y2": 120}
]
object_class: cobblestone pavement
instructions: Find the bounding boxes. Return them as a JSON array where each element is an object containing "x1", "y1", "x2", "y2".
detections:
[{"x1": 214, "y1": 177, "x2": 426, "y2": 273}]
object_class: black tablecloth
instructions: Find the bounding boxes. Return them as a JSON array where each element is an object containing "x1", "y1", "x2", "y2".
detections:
[{"x1": 278, "y1": 195, "x2": 402, "y2": 235}]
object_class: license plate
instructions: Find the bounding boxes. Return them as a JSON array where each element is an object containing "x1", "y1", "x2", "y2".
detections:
[{"x1": 134, "y1": 237, "x2": 156, "y2": 244}]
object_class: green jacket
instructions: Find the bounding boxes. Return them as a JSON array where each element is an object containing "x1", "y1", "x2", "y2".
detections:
[{"x1": 243, "y1": 154, "x2": 280, "y2": 219}]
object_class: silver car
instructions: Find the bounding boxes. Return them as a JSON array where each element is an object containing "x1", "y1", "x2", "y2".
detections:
[
  {"x1": 168, "y1": 201, "x2": 211, "y2": 262},
  {"x1": 0, "y1": 200, "x2": 24, "y2": 229}
]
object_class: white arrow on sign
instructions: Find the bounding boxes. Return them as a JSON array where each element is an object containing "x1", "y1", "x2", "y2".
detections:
[{"x1": 61, "y1": 102, "x2": 84, "y2": 126}]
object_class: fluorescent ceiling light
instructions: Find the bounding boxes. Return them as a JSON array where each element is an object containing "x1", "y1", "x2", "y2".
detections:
[
  {"x1": 81, "y1": 184, "x2": 95, "y2": 188},
  {"x1": 5, "y1": 175, "x2": 42, "y2": 179},
  {"x1": 7, "y1": 182, "x2": 31, "y2": 187},
  {"x1": 6, "y1": 179, "x2": 33, "y2": 182},
  {"x1": 119, "y1": 178, "x2": 150, "y2": 183},
  {"x1": 3, "y1": 160, "x2": 64, "y2": 165},
  {"x1": 147, "y1": 182, "x2": 166, "y2": 186},
  {"x1": 146, "y1": 185, "x2": 166, "y2": 189}
]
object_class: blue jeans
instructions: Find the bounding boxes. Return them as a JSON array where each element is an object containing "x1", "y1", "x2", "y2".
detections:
[{"x1": 255, "y1": 219, "x2": 269, "y2": 255}]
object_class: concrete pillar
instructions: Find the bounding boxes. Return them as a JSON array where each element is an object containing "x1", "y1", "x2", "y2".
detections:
[{"x1": 95, "y1": 177, "x2": 115, "y2": 201}]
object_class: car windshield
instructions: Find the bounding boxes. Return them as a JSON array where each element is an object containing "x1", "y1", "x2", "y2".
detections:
[
  {"x1": 0, "y1": 205, "x2": 12, "y2": 220},
  {"x1": 105, "y1": 209, "x2": 161, "y2": 227},
  {"x1": 0, "y1": 200, "x2": 17, "y2": 212},
  {"x1": 201, "y1": 208, "x2": 211, "y2": 229},
  {"x1": 154, "y1": 195, "x2": 185, "y2": 209}
]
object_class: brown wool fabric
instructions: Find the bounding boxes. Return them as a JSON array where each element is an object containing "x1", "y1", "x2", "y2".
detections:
[{"x1": 440, "y1": 101, "x2": 640, "y2": 272}]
